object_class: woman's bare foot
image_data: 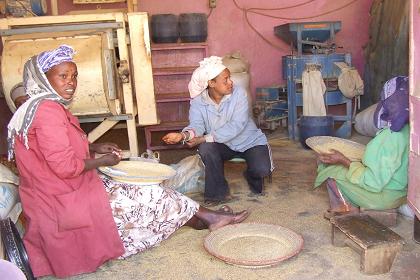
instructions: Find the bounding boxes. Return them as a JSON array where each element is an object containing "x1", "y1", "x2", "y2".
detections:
[{"x1": 208, "y1": 210, "x2": 250, "y2": 231}]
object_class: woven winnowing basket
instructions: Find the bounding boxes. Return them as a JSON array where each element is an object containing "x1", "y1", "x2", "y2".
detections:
[
  {"x1": 98, "y1": 161, "x2": 176, "y2": 184},
  {"x1": 305, "y1": 136, "x2": 366, "y2": 161},
  {"x1": 204, "y1": 223, "x2": 304, "y2": 268}
]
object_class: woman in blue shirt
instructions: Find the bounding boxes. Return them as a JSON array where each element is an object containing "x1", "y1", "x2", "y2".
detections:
[{"x1": 163, "y1": 56, "x2": 273, "y2": 205}]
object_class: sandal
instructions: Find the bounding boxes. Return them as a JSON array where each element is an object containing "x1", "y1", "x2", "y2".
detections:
[
  {"x1": 203, "y1": 195, "x2": 239, "y2": 207},
  {"x1": 323, "y1": 208, "x2": 359, "y2": 220}
]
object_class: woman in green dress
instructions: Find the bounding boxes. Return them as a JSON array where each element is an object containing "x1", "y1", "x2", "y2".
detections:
[{"x1": 315, "y1": 76, "x2": 409, "y2": 212}]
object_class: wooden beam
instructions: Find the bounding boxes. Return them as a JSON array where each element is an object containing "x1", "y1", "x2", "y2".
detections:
[
  {"x1": 0, "y1": 13, "x2": 125, "y2": 29},
  {"x1": 128, "y1": 13, "x2": 159, "y2": 126},
  {"x1": 87, "y1": 119, "x2": 119, "y2": 142},
  {"x1": 50, "y1": 0, "x2": 58, "y2": 16},
  {"x1": 127, "y1": 0, "x2": 134, "y2": 12},
  {"x1": 66, "y1": 8, "x2": 127, "y2": 15}
]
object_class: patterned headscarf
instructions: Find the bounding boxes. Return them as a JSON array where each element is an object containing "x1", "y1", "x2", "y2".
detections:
[
  {"x1": 188, "y1": 56, "x2": 226, "y2": 98},
  {"x1": 37, "y1": 44, "x2": 75, "y2": 73},
  {"x1": 373, "y1": 76, "x2": 409, "y2": 132},
  {"x1": 7, "y1": 45, "x2": 76, "y2": 160}
]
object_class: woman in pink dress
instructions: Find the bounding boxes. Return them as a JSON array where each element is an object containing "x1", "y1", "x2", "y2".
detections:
[{"x1": 7, "y1": 45, "x2": 249, "y2": 278}]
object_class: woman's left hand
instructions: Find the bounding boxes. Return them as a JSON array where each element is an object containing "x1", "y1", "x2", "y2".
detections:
[
  {"x1": 90, "y1": 143, "x2": 122, "y2": 155},
  {"x1": 318, "y1": 149, "x2": 351, "y2": 168}
]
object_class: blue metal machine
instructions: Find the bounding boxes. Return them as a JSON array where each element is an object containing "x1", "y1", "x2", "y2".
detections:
[
  {"x1": 254, "y1": 85, "x2": 288, "y2": 131},
  {"x1": 275, "y1": 21, "x2": 353, "y2": 140}
]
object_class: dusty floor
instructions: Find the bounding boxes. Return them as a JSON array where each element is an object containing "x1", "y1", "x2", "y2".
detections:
[{"x1": 42, "y1": 131, "x2": 420, "y2": 280}]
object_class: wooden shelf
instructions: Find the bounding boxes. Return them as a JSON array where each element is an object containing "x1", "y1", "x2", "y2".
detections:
[
  {"x1": 146, "y1": 42, "x2": 207, "y2": 150},
  {"x1": 153, "y1": 66, "x2": 195, "y2": 76},
  {"x1": 151, "y1": 42, "x2": 207, "y2": 51},
  {"x1": 156, "y1": 92, "x2": 190, "y2": 103}
]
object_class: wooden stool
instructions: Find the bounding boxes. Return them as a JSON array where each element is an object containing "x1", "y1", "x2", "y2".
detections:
[
  {"x1": 330, "y1": 214, "x2": 404, "y2": 275},
  {"x1": 360, "y1": 208, "x2": 398, "y2": 227}
]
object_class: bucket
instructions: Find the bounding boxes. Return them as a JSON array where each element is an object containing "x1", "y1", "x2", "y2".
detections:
[
  {"x1": 150, "y1": 14, "x2": 179, "y2": 43},
  {"x1": 179, "y1": 13, "x2": 207, "y2": 43},
  {"x1": 298, "y1": 116, "x2": 334, "y2": 149}
]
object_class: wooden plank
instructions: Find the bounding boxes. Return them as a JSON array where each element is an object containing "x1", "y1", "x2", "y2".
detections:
[
  {"x1": 66, "y1": 9, "x2": 127, "y2": 15},
  {"x1": 2, "y1": 30, "x2": 105, "y2": 42},
  {"x1": 127, "y1": 0, "x2": 134, "y2": 12},
  {"x1": 51, "y1": 0, "x2": 58, "y2": 15},
  {"x1": 114, "y1": 13, "x2": 139, "y2": 156},
  {"x1": 362, "y1": 243, "x2": 402, "y2": 274},
  {"x1": 128, "y1": 12, "x2": 159, "y2": 126},
  {"x1": 87, "y1": 119, "x2": 119, "y2": 142},
  {"x1": 0, "y1": 13, "x2": 125, "y2": 29},
  {"x1": 360, "y1": 208, "x2": 398, "y2": 227},
  {"x1": 331, "y1": 214, "x2": 403, "y2": 249},
  {"x1": 330, "y1": 214, "x2": 404, "y2": 275}
]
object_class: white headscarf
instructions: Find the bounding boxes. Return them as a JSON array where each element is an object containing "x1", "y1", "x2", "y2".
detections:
[
  {"x1": 188, "y1": 56, "x2": 226, "y2": 98},
  {"x1": 7, "y1": 45, "x2": 75, "y2": 160}
]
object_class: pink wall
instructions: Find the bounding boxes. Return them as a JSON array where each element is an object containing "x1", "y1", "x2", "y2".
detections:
[
  {"x1": 138, "y1": 0, "x2": 373, "y2": 98},
  {"x1": 408, "y1": 0, "x2": 420, "y2": 218},
  {"x1": 56, "y1": 0, "x2": 373, "y2": 98}
]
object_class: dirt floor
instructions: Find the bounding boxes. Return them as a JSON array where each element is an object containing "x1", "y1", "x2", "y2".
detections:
[{"x1": 42, "y1": 130, "x2": 420, "y2": 280}]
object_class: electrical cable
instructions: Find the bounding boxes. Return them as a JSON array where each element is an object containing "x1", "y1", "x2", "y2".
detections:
[
  {"x1": 232, "y1": 0, "x2": 360, "y2": 50},
  {"x1": 247, "y1": 0, "x2": 360, "y2": 20},
  {"x1": 207, "y1": 7, "x2": 214, "y2": 18}
]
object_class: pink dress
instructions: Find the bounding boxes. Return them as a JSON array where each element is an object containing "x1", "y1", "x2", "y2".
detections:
[{"x1": 14, "y1": 101, "x2": 124, "y2": 278}]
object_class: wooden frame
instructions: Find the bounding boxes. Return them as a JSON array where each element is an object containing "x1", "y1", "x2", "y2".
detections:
[{"x1": 0, "y1": 13, "x2": 158, "y2": 157}]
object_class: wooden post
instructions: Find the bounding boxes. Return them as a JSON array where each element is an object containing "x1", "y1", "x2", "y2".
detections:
[
  {"x1": 50, "y1": 0, "x2": 58, "y2": 15},
  {"x1": 128, "y1": 13, "x2": 158, "y2": 126},
  {"x1": 127, "y1": 0, "x2": 133, "y2": 12},
  {"x1": 87, "y1": 119, "x2": 119, "y2": 143}
]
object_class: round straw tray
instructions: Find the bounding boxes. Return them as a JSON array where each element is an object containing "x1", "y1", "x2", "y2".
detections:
[
  {"x1": 204, "y1": 223, "x2": 304, "y2": 268},
  {"x1": 98, "y1": 160, "x2": 176, "y2": 185},
  {"x1": 305, "y1": 136, "x2": 366, "y2": 161}
]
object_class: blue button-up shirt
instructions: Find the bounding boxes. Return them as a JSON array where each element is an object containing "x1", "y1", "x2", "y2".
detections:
[{"x1": 184, "y1": 86, "x2": 267, "y2": 152}]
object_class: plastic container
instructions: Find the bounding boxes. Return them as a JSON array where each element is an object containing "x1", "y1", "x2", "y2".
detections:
[
  {"x1": 151, "y1": 14, "x2": 179, "y2": 43},
  {"x1": 298, "y1": 116, "x2": 334, "y2": 149},
  {"x1": 179, "y1": 13, "x2": 207, "y2": 42}
]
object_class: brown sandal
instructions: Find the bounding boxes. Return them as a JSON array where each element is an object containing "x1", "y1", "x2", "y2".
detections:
[{"x1": 203, "y1": 195, "x2": 239, "y2": 207}]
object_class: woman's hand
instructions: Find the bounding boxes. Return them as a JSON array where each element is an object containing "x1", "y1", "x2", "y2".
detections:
[
  {"x1": 83, "y1": 153, "x2": 121, "y2": 171},
  {"x1": 162, "y1": 132, "x2": 183, "y2": 144},
  {"x1": 90, "y1": 143, "x2": 122, "y2": 155},
  {"x1": 99, "y1": 154, "x2": 121, "y2": 166},
  {"x1": 186, "y1": 136, "x2": 205, "y2": 148},
  {"x1": 317, "y1": 149, "x2": 351, "y2": 168}
]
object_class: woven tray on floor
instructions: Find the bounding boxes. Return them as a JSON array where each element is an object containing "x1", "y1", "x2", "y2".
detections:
[
  {"x1": 305, "y1": 136, "x2": 366, "y2": 161},
  {"x1": 204, "y1": 223, "x2": 304, "y2": 268}
]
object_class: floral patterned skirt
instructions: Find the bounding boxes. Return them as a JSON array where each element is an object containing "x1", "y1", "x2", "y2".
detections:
[{"x1": 101, "y1": 175, "x2": 199, "y2": 258}]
